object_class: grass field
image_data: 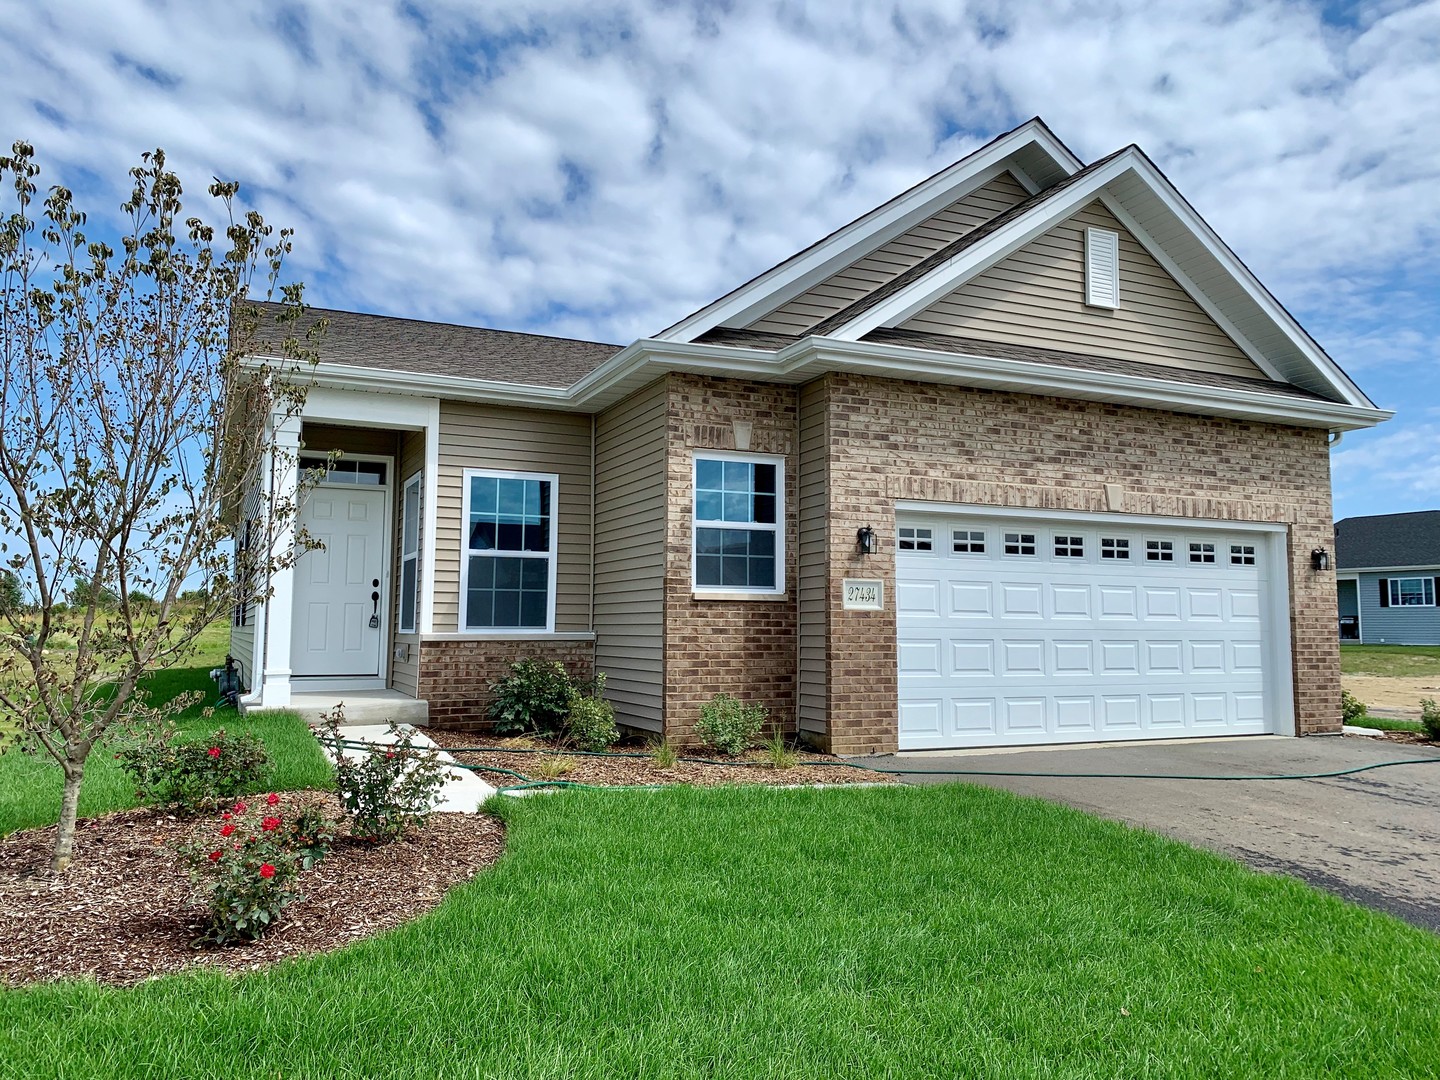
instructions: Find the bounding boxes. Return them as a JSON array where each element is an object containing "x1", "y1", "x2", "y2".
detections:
[
  {"x1": 1344, "y1": 715, "x2": 1425, "y2": 733},
  {"x1": 3, "y1": 784, "x2": 1440, "y2": 1078},
  {"x1": 0, "y1": 626, "x2": 330, "y2": 837},
  {"x1": 1340, "y1": 643, "x2": 1440, "y2": 677}
]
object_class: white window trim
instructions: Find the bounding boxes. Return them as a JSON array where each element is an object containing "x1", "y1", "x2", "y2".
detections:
[
  {"x1": 1389, "y1": 577, "x2": 1436, "y2": 608},
  {"x1": 398, "y1": 471, "x2": 423, "y2": 634},
  {"x1": 691, "y1": 450, "x2": 786, "y2": 596},
  {"x1": 459, "y1": 468, "x2": 559, "y2": 633}
]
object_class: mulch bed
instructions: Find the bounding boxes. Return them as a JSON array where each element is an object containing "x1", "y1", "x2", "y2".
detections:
[
  {"x1": 424, "y1": 731, "x2": 897, "y2": 788},
  {"x1": 0, "y1": 792, "x2": 505, "y2": 988}
]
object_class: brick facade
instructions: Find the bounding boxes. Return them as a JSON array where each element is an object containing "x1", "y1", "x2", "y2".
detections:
[
  {"x1": 662, "y1": 374, "x2": 799, "y2": 745},
  {"x1": 416, "y1": 638, "x2": 595, "y2": 731},
  {"x1": 809, "y1": 372, "x2": 1338, "y2": 754}
]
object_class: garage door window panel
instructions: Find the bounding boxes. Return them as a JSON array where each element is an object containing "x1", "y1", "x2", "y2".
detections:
[
  {"x1": 694, "y1": 454, "x2": 784, "y2": 593},
  {"x1": 952, "y1": 530, "x2": 985, "y2": 554},
  {"x1": 1146, "y1": 539, "x2": 1174, "y2": 562},
  {"x1": 1101, "y1": 537, "x2": 1130, "y2": 560},
  {"x1": 1004, "y1": 532, "x2": 1036, "y2": 557},
  {"x1": 899, "y1": 526, "x2": 933, "y2": 552}
]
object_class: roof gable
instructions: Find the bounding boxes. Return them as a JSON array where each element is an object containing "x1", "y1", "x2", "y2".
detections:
[
  {"x1": 901, "y1": 198, "x2": 1264, "y2": 381},
  {"x1": 1335, "y1": 512, "x2": 1440, "y2": 570}
]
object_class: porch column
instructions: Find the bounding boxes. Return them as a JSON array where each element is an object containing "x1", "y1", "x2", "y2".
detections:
[{"x1": 259, "y1": 411, "x2": 302, "y2": 708}]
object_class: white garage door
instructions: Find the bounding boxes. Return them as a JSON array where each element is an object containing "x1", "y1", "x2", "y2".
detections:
[{"x1": 896, "y1": 513, "x2": 1281, "y2": 750}]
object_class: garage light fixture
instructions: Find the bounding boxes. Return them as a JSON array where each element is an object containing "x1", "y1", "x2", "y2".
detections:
[
  {"x1": 1311, "y1": 547, "x2": 1331, "y2": 572},
  {"x1": 857, "y1": 526, "x2": 876, "y2": 555}
]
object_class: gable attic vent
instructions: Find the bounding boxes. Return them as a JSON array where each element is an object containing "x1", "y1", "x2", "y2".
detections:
[{"x1": 1085, "y1": 227, "x2": 1120, "y2": 308}]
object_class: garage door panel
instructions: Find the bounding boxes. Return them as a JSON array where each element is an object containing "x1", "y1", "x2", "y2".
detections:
[{"x1": 897, "y1": 511, "x2": 1278, "y2": 749}]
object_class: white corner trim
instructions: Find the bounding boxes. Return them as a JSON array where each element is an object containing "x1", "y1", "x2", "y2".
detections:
[
  {"x1": 655, "y1": 120, "x2": 1081, "y2": 343},
  {"x1": 420, "y1": 397, "x2": 440, "y2": 635}
]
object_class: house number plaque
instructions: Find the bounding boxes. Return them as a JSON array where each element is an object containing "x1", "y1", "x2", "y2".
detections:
[{"x1": 842, "y1": 578, "x2": 884, "y2": 611}]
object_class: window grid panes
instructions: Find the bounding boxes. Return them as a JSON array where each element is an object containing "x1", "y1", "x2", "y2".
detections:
[
  {"x1": 1101, "y1": 537, "x2": 1130, "y2": 560},
  {"x1": 1004, "y1": 532, "x2": 1036, "y2": 556},
  {"x1": 399, "y1": 475, "x2": 421, "y2": 634},
  {"x1": 1146, "y1": 539, "x2": 1174, "y2": 562},
  {"x1": 694, "y1": 455, "x2": 782, "y2": 592},
  {"x1": 299, "y1": 455, "x2": 386, "y2": 486},
  {"x1": 1189, "y1": 542, "x2": 1216, "y2": 564},
  {"x1": 952, "y1": 530, "x2": 985, "y2": 554},
  {"x1": 1054, "y1": 535, "x2": 1084, "y2": 558},
  {"x1": 1390, "y1": 578, "x2": 1435, "y2": 607},
  {"x1": 463, "y1": 473, "x2": 553, "y2": 630},
  {"x1": 1230, "y1": 544, "x2": 1256, "y2": 566},
  {"x1": 898, "y1": 527, "x2": 933, "y2": 552}
]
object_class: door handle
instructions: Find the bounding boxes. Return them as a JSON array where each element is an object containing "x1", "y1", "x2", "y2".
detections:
[{"x1": 369, "y1": 589, "x2": 380, "y2": 629}]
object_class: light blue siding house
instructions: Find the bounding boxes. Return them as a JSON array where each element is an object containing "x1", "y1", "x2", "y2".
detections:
[{"x1": 1335, "y1": 511, "x2": 1440, "y2": 645}]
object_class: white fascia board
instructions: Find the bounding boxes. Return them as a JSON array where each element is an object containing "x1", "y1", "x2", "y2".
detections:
[
  {"x1": 792, "y1": 337, "x2": 1392, "y2": 432},
  {"x1": 827, "y1": 152, "x2": 1143, "y2": 339},
  {"x1": 655, "y1": 121, "x2": 1081, "y2": 343},
  {"x1": 1335, "y1": 564, "x2": 1440, "y2": 575},
  {"x1": 826, "y1": 149, "x2": 1375, "y2": 412}
]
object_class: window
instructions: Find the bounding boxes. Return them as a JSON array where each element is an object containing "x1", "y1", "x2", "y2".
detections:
[
  {"x1": 1230, "y1": 544, "x2": 1256, "y2": 566},
  {"x1": 1389, "y1": 578, "x2": 1436, "y2": 607},
  {"x1": 693, "y1": 454, "x2": 783, "y2": 592},
  {"x1": 1146, "y1": 539, "x2": 1174, "y2": 562},
  {"x1": 462, "y1": 470, "x2": 556, "y2": 630},
  {"x1": 1101, "y1": 537, "x2": 1130, "y2": 560},
  {"x1": 398, "y1": 473, "x2": 422, "y2": 634},
  {"x1": 898, "y1": 527, "x2": 933, "y2": 552},
  {"x1": 299, "y1": 455, "x2": 385, "y2": 486},
  {"x1": 1054, "y1": 535, "x2": 1084, "y2": 558},
  {"x1": 1004, "y1": 532, "x2": 1036, "y2": 556},
  {"x1": 952, "y1": 529, "x2": 985, "y2": 554},
  {"x1": 1188, "y1": 542, "x2": 1216, "y2": 564}
]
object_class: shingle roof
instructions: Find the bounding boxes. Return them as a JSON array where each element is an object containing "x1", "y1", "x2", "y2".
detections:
[
  {"x1": 694, "y1": 324, "x2": 1329, "y2": 402},
  {"x1": 1334, "y1": 512, "x2": 1440, "y2": 570},
  {"x1": 246, "y1": 302, "x2": 623, "y2": 388}
]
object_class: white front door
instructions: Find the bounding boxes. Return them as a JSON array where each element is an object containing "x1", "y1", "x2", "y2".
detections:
[{"x1": 292, "y1": 487, "x2": 387, "y2": 678}]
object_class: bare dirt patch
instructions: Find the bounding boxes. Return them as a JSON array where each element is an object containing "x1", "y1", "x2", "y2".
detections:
[
  {"x1": 425, "y1": 732, "x2": 896, "y2": 789},
  {"x1": 1342, "y1": 676, "x2": 1440, "y2": 715},
  {"x1": 0, "y1": 792, "x2": 505, "y2": 987}
]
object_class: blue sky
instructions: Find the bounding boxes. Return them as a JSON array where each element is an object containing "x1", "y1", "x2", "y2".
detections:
[{"x1": 2, "y1": 0, "x2": 1437, "y2": 521}]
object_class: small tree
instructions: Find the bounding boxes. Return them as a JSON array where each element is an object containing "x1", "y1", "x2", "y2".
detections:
[{"x1": 0, "y1": 142, "x2": 323, "y2": 872}]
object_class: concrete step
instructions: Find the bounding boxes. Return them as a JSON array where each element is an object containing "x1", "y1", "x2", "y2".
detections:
[{"x1": 282, "y1": 690, "x2": 429, "y2": 727}]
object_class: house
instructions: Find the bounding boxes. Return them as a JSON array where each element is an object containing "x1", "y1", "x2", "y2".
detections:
[
  {"x1": 230, "y1": 117, "x2": 1390, "y2": 754},
  {"x1": 1335, "y1": 512, "x2": 1440, "y2": 645}
]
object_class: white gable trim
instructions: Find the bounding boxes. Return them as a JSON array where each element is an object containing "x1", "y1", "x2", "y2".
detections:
[
  {"x1": 655, "y1": 119, "x2": 1081, "y2": 343},
  {"x1": 823, "y1": 148, "x2": 1371, "y2": 409}
]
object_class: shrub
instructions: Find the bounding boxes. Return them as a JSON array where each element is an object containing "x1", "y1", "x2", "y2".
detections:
[
  {"x1": 1341, "y1": 688, "x2": 1369, "y2": 726},
  {"x1": 118, "y1": 724, "x2": 270, "y2": 812},
  {"x1": 1421, "y1": 698, "x2": 1440, "y2": 741},
  {"x1": 180, "y1": 794, "x2": 321, "y2": 945},
  {"x1": 320, "y1": 711, "x2": 456, "y2": 841},
  {"x1": 488, "y1": 659, "x2": 577, "y2": 737},
  {"x1": 565, "y1": 680, "x2": 619, "y2": 752},
  {"x1": 695, "y1": 694, "x2": 768, "y2": 756}
]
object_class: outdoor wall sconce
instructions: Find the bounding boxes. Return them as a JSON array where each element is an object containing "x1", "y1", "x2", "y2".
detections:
[
  {"x1": 1311, "y1": 547, "x2": 1331, "y2": 572},
  {"x1": 857, "y1": 526, "x2": 877, "y2": 555}
]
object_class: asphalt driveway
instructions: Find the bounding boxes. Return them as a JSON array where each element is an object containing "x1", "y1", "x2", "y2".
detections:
[{"x1": 889, "y1": 735, "x2": 1440, "y2": 931}]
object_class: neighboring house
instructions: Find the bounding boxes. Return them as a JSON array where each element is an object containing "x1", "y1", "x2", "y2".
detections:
[
  {"x1": 1335, "y1": 512, "x2": 1440, "y2": 645},
  {"x1": 230, "y1": 117, "x2": 1390, "y2": 754}
]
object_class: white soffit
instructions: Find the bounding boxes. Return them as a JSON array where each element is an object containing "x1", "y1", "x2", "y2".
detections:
[{"x1": 654, "y1": 118, "x2": 1082, "y2": 344}]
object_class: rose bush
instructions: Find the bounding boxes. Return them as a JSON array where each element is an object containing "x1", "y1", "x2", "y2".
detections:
[{"x1": 118, "y1": 724, "x2": 270, "y2": 812}]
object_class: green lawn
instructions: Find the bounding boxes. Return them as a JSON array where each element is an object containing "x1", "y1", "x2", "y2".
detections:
[
  {"x1": 1345, "y1": 715, "x2": 1425, "y2": 733},
  {"x1": 3, "y1": 784, "x2": 1439, "y2": 1079},
  {"x1": 1340, "y1": 643, "x2": 1440, "y2": 677}
]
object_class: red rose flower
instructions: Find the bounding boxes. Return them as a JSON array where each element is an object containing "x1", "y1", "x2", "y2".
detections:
[
  {"x1": 220, "y1": 812, "x2": 232, "y2": 821},
  {"x1": 208, "y1": 850, "x2": 221, "y2": 862},
  {"x1": 385, "y1": 750, "x2": 396, "y2": 760},
  {"x1": 233, "y1": 801, "x2": 247, "y2": 814},
  {"x1": 207, "y1": 747, "x2": 221, "y2": 758},
  {"x1": 262, "y1": 816, "x2": 281, "y2": 832},
  {"x1": 220, "y1": 823, "x2": 236, "y2": 838},
  {"x1": 259, "y1": 863, "x2": 276, "y2": 879},
  {"x1": 266, "y1": 793, "x2": 280, "y2": 807}
]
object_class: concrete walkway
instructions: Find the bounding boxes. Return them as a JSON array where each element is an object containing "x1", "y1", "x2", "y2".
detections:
[
  {"x1": 889, "y1": 735, "x2": 1440, "y2": 931},
  {"x1": 321, "y1": 724, "x2": 497, "y2": 813}
]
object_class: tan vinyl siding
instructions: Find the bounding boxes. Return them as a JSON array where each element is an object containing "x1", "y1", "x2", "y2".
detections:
[
  {"x1": 903, "y1": 201, "x2": 1264, "y2": 378},
  {"x1": 748, "y1": 172, "x2": 1030, "y2": 334},
  {"x1": 229, "y1": 623, "x2": 256, "y2": 692},
  {"x1": 389, "y1": 429, "x2": 425, "y2": 697},
  {"x1": 592, "y1": 378, "x2": 668, "y2": 732},
  {"x1": 433, "y1": 402, "x2": 593, "y2": 633},
  {"x1": 301, "y1": 423, "x2": 399, "y2": 458},
  {"x1": 796, "y1": 379, "x2": 829, "y2": 735}
]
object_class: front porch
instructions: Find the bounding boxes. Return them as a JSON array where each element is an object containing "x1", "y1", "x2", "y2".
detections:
[{"x1": 278, "y1": 688, "x2": 430, "y2": 727}]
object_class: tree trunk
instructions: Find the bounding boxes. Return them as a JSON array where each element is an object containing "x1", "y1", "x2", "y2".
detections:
[{"x1": 51, "y1": 759, "x2": 85, "y2": 875}]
